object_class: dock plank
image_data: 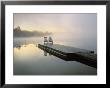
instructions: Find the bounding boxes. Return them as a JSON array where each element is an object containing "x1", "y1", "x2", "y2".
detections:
[{"x1": 45, "y1": 44, "x2": 92, "y2": 53}]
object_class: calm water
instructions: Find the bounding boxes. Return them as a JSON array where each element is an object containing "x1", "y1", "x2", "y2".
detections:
[{"x1": 14, "y1": 38, "x2": 97, "y2": 75}]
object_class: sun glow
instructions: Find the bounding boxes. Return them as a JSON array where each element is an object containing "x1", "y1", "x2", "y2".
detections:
[{"x1": 14, "y1": 44, "x2": 42, "y2": 60}]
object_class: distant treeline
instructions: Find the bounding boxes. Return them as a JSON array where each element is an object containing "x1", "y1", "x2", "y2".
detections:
[{"x1": 14, "y1": 26, "x2": 52, "y2": 37}]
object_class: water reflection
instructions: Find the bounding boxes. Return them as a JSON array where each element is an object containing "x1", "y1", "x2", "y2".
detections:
[
  {"x1": 44, "y1": 51, "x2": 47, "y2": 56},
  {"x1": 14, "y1": 40, "x2": 97, "y2": 75},
  {"x1": 15, "y1": 45, "x2": 21, "y2": 50}
]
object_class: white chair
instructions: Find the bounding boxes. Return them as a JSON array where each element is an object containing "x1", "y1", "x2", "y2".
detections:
[
  {"x1": 44, "y1": 37, "x2": 48, "y2": 45},
  {"x1": 48, "y1": 36, "x2": 53, "y2": 45}
]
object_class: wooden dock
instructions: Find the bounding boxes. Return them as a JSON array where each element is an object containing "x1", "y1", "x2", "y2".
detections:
[{"x1": 38, "y1": 44, "x2": 97, "y2": 68}]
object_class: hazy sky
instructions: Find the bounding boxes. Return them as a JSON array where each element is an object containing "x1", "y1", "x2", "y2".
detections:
[
  {"x1": 14, "y1": 13, "x2": 97, "y2": 51},
  {"x1": 14, "y1": 13, "x2": 97, "y2": 34}
]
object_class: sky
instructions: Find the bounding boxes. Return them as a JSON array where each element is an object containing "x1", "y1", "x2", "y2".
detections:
[
  {"x1": 14, "y1": 13, "x2": 97, "y2": 34},
  {"x1": 14, "y1": 13, "x2": 97, "y2": 50}
]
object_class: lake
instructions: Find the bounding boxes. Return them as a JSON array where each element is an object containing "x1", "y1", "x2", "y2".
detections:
[{"x1": 13, "y1": 37, "x2": 97, "y2": 75}]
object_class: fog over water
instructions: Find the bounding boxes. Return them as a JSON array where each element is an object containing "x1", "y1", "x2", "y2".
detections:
[
  {"x1": 14, "y1": 13, "x2": 97, "y2": 53},
  {"x1": 13, "y1": 13, "x2": 97, "y2": 75}
]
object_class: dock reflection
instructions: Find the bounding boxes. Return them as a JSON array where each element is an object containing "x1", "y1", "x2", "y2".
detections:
[
  {"x1": 44, "y1": 51, "x2": 47, "y2": 56},
  {"x1": 42, "y1": 49, "x2": 96, "y2": 68}
]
